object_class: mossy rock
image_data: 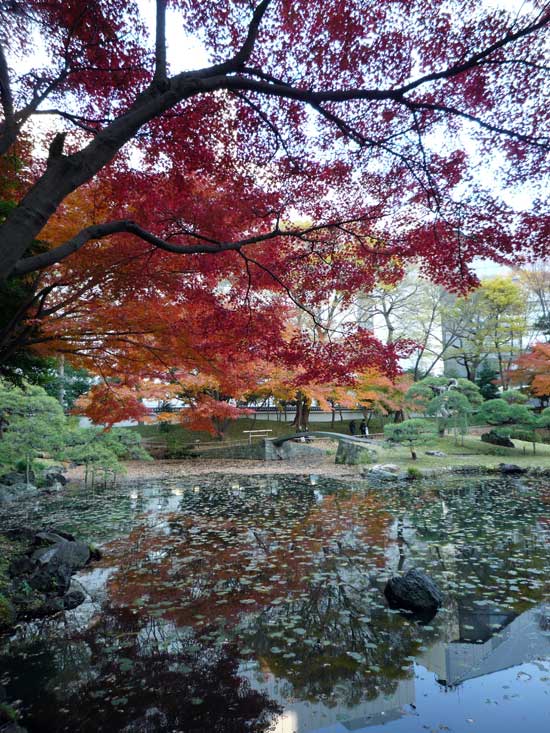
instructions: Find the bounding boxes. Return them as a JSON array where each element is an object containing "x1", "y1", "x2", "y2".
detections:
[{"x1": 335, "y1": 441, "x2": 378, "y2": 465}]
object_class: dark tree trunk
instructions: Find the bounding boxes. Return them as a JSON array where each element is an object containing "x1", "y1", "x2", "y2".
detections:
[{"x1": 292, "y1": 392, "x2": 309, "y2": 432}]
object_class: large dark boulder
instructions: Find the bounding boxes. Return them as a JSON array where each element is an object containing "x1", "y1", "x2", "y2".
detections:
[
  {"x1": 34, "y1": 530, "x2": 75, "y2": 546},
  {"x1": 481, "y1": 430, "x2": 514, "y2": 448},
  {"x1": 63, "y1": 581, "x2": 86, "y2": 610},
  {"x1": 0, "y1": 470, "x2": 35, "y2": 486},
  {"x1": 0, "y1": 483, "x2": 38, "y2": 504},
  {"x1": 28, "y1": 541, "x2": 90, "y2": 593},
  {"x1": 384, "y1": 568, "x2": 443, "y2": 613},
  {"x1": 5, "y1": 530, "x2": 93, "y2": 620}
]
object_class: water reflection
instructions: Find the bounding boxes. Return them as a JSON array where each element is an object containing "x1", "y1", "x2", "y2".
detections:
[
  {"x1": 421, "y1": 602, "x2": 550, "y2": 687},
  {"x1": 0, "y1": 474, "x2": 549, "y2": 732},
  {"x1": 252, "y1": 600, "x2": 550, "y2": 732},
  {"x1": 1, "y1": 607, "x2": 281, "y2": 732}
]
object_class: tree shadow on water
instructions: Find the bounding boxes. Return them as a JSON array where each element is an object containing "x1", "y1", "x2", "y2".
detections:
[{"x1": 1, "y1": 605, "x2": 281, "y2": 733}]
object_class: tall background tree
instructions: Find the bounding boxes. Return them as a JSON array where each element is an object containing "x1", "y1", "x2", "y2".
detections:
[{"x1": 443, "y1": 276, "x2": 530, "y2": 382}]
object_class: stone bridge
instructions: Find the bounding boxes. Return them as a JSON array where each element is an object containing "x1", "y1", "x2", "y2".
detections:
[{"x1": 267, "y1": 431, "x2": 378, "y2": 464}]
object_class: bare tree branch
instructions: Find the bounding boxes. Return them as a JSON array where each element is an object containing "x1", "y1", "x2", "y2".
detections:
[{"x1": 403, "y1": 99, "x2": 549, "y2": 148}]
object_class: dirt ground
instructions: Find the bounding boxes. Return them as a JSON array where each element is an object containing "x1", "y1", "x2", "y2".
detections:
[{"x1": 66, "y1": 454, "x2": 363, "y2": 482}]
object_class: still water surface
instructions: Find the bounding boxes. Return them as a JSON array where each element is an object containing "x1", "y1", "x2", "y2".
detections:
[{"x1": 1, "y1": 473, "x2": 549, "y2": 732}]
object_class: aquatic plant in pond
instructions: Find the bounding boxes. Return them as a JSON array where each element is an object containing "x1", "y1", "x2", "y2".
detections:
[{"x1": 0, "y1": 473, "x2": 549, "y2": 732}]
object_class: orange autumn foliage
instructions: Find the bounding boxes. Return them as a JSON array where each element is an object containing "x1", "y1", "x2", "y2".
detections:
[{"x1": 509, "y1": 343, "x2": 550, "y2": 399}]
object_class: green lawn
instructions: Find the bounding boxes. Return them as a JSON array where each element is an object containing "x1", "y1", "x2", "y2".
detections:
[
  {"x1": 367, "y1": 434, "x2": 550, "y2": 470},
  {"x1": 134, "y1": 418, "x2": 550, "y2": 469}
]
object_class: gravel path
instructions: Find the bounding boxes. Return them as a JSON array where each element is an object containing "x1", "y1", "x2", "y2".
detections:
[{"x1": 66, "y1": 455, "x2": 363, "y2": 482}]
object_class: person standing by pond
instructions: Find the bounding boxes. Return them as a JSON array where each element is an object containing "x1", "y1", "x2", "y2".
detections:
[
  {"x1": 360, "y1": 419, "x2": 368, "y2": 437},
  {"x1": 349, "y1": 420, "x2": 357, "y2": 435}
]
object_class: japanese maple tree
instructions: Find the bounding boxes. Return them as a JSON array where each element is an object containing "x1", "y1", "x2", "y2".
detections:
[
  {"x1": 509, "y1": 343, "x2": 550, "y2": 406},
  {"x1": 0, "y1": 0, "x2": 547, "y2": 286},
  {"x1": 0, "y1": 0, "x2": 548, "y2": 404}
]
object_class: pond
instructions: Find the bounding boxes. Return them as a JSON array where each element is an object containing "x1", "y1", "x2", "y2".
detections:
[{"x1": 1, "y1": 473, "x2": 549, "y2": 733}]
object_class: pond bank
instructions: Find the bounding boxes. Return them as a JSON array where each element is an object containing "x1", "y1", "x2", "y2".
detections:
[
  {"x1": 65, "y1": 455, "x2": 363, "y2": 482},
  {"x1": 0, "y1": 528, "x2": 99, "y2": 635},
  {"x1": 64, "y1": 456, "x2": 550, "y2": 484}
]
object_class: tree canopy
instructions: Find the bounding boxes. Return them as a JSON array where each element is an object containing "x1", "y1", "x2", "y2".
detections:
[
  {"x1": 1, "y1": 0, "x2": 548, "y2": 279},
  {"x1": 0, "y1": 0, "x2": 548, "y2": 404},
  {"x1": 510, "y1": 342, "x2": 550, "y2": 405}
]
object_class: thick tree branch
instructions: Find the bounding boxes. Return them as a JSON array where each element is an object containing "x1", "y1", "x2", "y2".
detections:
[
  {"x1": 233, "y1": 0, "x2": 273, "y2": 68},
  {"x1": 12, "y1": 215, "x2": 393, "y2": 277},
  {"x1": 153, "y1": 0, "x2": 167, "y2": 84},
  {"x1": 235, "y1": 11, "x2": 549, "y2": 104},
  {"x1": 0, "y1": 40, "x2": 14, "y2": 125}
]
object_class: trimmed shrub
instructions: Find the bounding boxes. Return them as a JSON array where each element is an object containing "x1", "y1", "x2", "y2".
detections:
[{"x1": 481, "y1": 430, "x2": 514, "y2": 448}]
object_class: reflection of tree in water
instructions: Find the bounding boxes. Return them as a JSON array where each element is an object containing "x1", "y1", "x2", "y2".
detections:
[
  {"x1": 5, "y1": 474, "x2": 550, "y2": 729},
  {"x1": 395, "y1": 478, "x2": 550, "y2": 617},
  {"x1": 102, "y1": 479, "x2": 392, "y2": 627},
  {"x1": 2, "y1": 606, "x2": 281, "y2": 733},
  {"x1": 93, "y1": 477, "x2": 404, "y2": 706},
  {"x1": 176, "y1": 475, "x2": 320, "y2": 519},
  {"x1": 241, "y1": 565, "x2": 419, "y2": 707}
]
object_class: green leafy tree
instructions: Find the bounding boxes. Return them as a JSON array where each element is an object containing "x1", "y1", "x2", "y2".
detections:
[
  {"x1": 0, "y1": 380, "x2": 150, "y2": 487},
  {"x1": 479, "y1": 398, "x2": 538, "y2": 454},
  {"x1": 406, "y1": 376, "x2": 481, "y2": 415},
  {"x1": 61, "y1": 426, "x2": 151, "y2": 487},
  {"x1": 384, "y1": 419, "x2": 437, "y2": 460},
  {"x1": 476, "y1": 364, "x2": 500, "y2": 401},
  {"x1": 533, "y1": 315, "x2": 550, "y2": 341},
  {"x1": 0, "y1": 382, "x2": 65, "y2": 484},
  {"x1": 426, "y1": 391, "x2": 472, "y2": 444},
  {"x1": 500, "y1": 389, "x2": 528, "y2": 405},
  {"x1": 509, "y1": 404, "x2": 538, "y2": 454},
  {"x1": 478, "y1": 398, "x2": 513, "y2": 426},
  {"x1": 445, "y1": 277, "x2": 529, "y2": 385},
  {"x1": 536, "y1": 407, "x2": 550, "y2": 431},
  {"x1": 62, "y1": 440, "x2": 124, "y2": 488},
  {"x1": 42, "y1": 361, "x2": 92, "y2": 410}
]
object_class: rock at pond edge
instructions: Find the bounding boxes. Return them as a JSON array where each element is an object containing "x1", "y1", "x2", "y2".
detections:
[
  {"x1": 2, "y1": 529, "x2": 96, "y2": 628},
  {"x1": 384, "y1": 568, "x2": 443, "y2": 612},
  {"x1": 499, "y1": 463, "x2": 526, "y2": 474}
]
